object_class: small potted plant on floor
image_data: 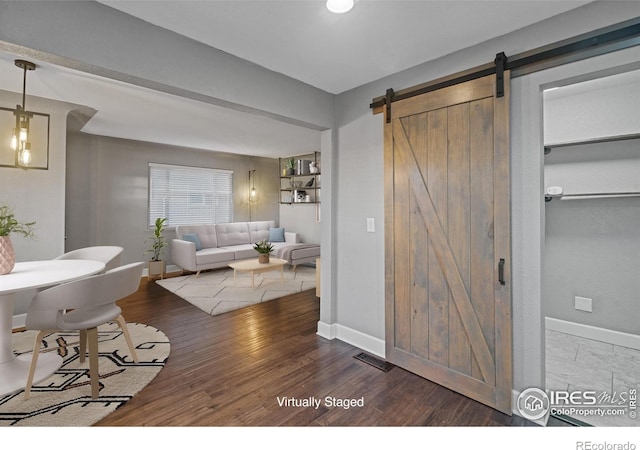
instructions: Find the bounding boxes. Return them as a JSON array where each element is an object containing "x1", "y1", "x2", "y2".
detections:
[
  {"x1": 253, "y1": 240, "x2": 274, "y2": 264},
  {"x1": 146, "y1": 217, "x2": 168, "y2": 279},
  {"x1": 0, "y1": 204, "x2": 35, "y2": 275}
]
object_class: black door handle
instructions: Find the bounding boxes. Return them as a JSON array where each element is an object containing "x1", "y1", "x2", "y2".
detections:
[{"x1": 498, "y1": 258, "x2": 506, "y2": 286}]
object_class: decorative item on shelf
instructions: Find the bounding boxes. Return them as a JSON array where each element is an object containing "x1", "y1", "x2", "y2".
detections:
[
  {"x1": 253, "y1": 240, "x2": 274, "y2": 264},
  {"x1": 305, "y1": 178, "x2": 314, "y2": 187},
  {"x1": 0, "y1": 204, "x2": 35, "y2": 275},
  {"x1": 309, "y1": 161, "x2": 319, "y2": 174},
  {"x1": 297, "y1": 159, "x2": 311, "y2": 175},
  {"x1": 283, "y1": 158, "x2": 295, "y2": 176},
  {"x1": 145, "y1": 217, "x2": 168, "y2": 279},
  {"x1": 294, "y1": 190, "x2": 307, "y2": 202}
]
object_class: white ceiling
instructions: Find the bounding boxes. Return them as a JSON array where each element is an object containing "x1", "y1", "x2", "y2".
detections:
[
  {"x1": 98, "y1": 0, "x2": 591, "y2": 94},
  {"x1": 0, "y1": 1, "x2": 593, "y2": 158}
]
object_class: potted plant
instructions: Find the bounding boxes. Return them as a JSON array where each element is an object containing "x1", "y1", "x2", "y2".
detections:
[
  {"x1": 0, "y1": 204, "x2": 35, "y2": 275},
  {"x1": 146, "y1": 217, "x2": 168, "y2": 279},
  {"x1": 283, "y1": 157, "x2": 295, "y2": 176},
  {"x1": 253, "y1": 240, "x2": 274, "y2": 264}
]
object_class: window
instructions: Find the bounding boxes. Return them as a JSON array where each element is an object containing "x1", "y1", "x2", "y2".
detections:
[{"x1": 148, "y1": 163, "x2": 233, "y2": 227}]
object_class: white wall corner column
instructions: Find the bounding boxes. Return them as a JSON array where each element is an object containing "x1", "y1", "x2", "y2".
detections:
[{"x1": 317, "y1": 128, "x2": 336, "y2": 339}]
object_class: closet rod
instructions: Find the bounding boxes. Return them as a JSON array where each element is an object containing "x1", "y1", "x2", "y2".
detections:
[{"x1": 545, "y1": 192, "x2": 640, "y2": 202}]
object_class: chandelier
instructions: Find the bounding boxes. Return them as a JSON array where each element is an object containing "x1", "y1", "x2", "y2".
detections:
[{"x1": 10, "y1": 59, "x2": 36, "y2": 168}]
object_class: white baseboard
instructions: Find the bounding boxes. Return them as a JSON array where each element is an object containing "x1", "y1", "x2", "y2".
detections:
[
  {"x1": 13, "y1": 313, "x2": 26, "y2": 330},
  {"x1": 316, "y1": 321, "x2": 385, "y2": 357},
  {"x1": 316, "y1": 320, "x2": 336, "y2": 340},
  {"x1": 545, "y1": 317, "x2": 640, "y2": 350}
]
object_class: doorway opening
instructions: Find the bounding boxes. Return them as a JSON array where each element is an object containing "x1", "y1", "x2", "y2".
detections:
[{"x1": 542, "y1": 69, "x2": 640, "y2": 427}]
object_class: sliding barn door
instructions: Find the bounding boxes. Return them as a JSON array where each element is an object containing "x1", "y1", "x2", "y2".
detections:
[{"x1": 384, "y1": 73, "x2": 512, "y2": 414}]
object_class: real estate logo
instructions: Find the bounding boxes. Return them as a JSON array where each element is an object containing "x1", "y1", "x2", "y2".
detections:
[
  {"x1": 517, "y1": 387, "x2": 550, "y2": 420},
  {"x1": 517, "y1": 387, "x2": 638, "y2": 422}
]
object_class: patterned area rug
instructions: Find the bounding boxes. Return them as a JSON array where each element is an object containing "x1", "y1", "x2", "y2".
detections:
[
  {"x1": 0, "y1": 322, "x2": 169, "y2": 427},
  {"x1": 156, "y1": 265, "x2": 316, "y2": 316}
]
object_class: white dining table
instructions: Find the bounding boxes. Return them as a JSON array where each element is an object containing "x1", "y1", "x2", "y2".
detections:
[{"x1": 0, "y1": 259, "x2": 105, "y2": 396}]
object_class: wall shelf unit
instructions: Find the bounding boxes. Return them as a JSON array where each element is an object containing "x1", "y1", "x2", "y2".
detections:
[{"x1": 279, "y1": 152, "x2": 321, "y2": 205}]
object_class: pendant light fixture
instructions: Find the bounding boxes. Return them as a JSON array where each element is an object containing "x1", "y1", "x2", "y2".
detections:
[
  {"x1": 10, "y1": 59, "x2": 36, "y2": 168},
  {"x1": 326, "y1": 0, "x2": 354, "y2": 14}
]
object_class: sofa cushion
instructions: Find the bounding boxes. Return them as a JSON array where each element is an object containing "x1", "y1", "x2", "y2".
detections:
[
  {"x1": 176, "y1": 224, "x2": 218, "y2": 248},
  {"x1": 248, "y1": 220, "x2": 276, "y2": 243},
  {"x1": 215, "y1": 222, "x2": 251, "y2": 247},
  {"x1": 268, "y1": 227, "x2": 285, "y2": 242},
  {"x1": 220, "y1": 244, "x2": 258, "y2": 260},
  {"x1": 195, "y1": 247, "x2": 235, "y2": 265},
  {"x1": 181, "y1": 233, "x2": 203, "y2": 251},
  {"x1": 273, "y1": 243, "x2": 320, "y2": 262}
]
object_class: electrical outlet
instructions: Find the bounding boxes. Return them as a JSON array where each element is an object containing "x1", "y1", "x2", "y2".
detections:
[{"x1": 575, "y1": 296, "x2": 593, "y2": 313}]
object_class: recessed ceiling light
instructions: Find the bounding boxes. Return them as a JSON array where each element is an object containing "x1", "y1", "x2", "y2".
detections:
[{"x1": 326, "y1": 0, "x2": 354, "y2": 14}]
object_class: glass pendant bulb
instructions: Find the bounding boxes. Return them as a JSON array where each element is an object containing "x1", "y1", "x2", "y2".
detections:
[
  {"x1": 19, "y1": 126, "x2": 28, "y2": 143},
  {"x1": 19, "y1": 143, "x2": 32, "y2": 166}
]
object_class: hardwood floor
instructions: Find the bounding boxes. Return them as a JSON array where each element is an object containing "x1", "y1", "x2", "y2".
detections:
[{"x1": 96, "y1": 276, "x2": 542, "y2": 427}]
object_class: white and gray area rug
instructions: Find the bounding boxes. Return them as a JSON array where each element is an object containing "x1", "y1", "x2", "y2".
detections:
[
  {"x1": 1, "y1": 322, "x2": 170, "y2": 427},
  {"x1": 157, "y1": 265, "x2": 316, "y2": 316}
]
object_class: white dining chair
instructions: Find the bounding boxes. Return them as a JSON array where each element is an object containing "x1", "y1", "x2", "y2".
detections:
[
  {"x1": 23, "y1": 262, "x2": 144, "y2": 400},
  {"x1": 55, "y1": 246, "x2": 124, "y2": 272}
]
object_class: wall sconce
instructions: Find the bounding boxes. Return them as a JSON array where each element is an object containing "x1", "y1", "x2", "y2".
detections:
[
  {"x1": 249, "y1": 170, "x2": 257, "y2": 201},
  {"x1": 248, "y1": 169, "x2": 257, "y2": 220},
  {"x1": 1, "y1": 59, "x2": 50, "y2": 170}
]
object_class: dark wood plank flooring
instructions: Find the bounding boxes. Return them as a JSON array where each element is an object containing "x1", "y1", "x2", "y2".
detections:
[{"x1": 96, "y1": 275, "x2": 557, "y2": 427}]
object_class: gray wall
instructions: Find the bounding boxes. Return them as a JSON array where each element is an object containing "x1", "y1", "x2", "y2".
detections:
[
  {"x1": 544, "y1": 197, "x2": 640, "y2": 335},
  {"x1": 65, "y1": 132, "x2": 279, "y2": 267},
  {"x1": 279, "y1": 204, "x2": 320, "y2": 244}
]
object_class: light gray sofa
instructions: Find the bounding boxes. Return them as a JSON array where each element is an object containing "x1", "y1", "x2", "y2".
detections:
[{"x1": 171, "y1": 220, "x2": 320, "y2": 276}]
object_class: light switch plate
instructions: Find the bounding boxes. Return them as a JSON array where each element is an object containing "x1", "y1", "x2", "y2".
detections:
[{"x1": 366, "y1": 217, "x2": 375, "y2": 233}]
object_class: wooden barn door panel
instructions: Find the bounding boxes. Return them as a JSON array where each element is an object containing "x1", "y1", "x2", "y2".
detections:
[{"x1": 384, "y1": 73, "x2": 511, "y2": 414}]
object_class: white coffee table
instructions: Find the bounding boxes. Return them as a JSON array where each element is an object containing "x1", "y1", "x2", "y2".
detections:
[{"x1": 228, "y1": 258, "x2": 288, "y2": 289}]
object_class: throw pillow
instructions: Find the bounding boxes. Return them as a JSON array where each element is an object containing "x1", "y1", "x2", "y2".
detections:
[
  {"x1": 181, "y1": 233, "x2": 203, "y2": 251},
  {"x1": 268, "y1": 227, "x2": 285, "y2": 242}
]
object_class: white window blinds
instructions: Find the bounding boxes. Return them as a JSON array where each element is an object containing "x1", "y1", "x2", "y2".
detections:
[{"x1": 148, "y1": 163, "x2": 233, "y2": 227}]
